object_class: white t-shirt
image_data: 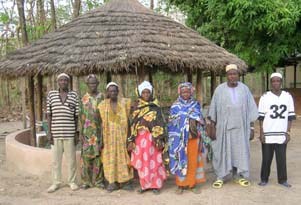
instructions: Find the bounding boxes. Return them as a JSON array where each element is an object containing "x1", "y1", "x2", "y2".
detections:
[{"x1": 258, "y1": 91, "x2": 296, "y2": 144}]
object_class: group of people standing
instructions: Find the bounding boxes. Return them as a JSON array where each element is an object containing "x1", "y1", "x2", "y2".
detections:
[{"x1": 46, "y1": 63, "x2": 296, "y2": 195}]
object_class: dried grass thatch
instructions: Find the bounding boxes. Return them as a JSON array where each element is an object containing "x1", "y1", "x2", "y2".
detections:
[{"x1": 0, "y1": 0, "x2": 247, "y2": 78}]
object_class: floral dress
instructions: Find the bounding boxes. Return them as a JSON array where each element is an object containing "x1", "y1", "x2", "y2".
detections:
[{"x1": 79, "y1": 92, "x2": 104, "y2": 186}]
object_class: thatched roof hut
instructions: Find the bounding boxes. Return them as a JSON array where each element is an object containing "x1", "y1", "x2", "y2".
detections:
[{"x1": 0, "y1": 0, "x2": 247, "y2": 78}]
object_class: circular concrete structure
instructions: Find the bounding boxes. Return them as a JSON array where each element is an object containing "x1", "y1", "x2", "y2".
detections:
[{"x1": 6, "y1": 129, "x2": 81, "y2": 179}]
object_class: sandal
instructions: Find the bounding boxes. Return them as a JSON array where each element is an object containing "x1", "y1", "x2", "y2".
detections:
[
  {"x1": 137, "y1": 188, "x2": 147, "y2": 194},
  {"x1": 235, "y1": 178, "x2": 250, "y2": 187},
  {"x1": 80, "y1": 184, "x2": 91, "y2": 190},
  {"x1": 121, "y1": 183, "x2": 134, "y2": 191},
  {"x1": 190, "y1": 187, "x2": 201, "y2": 194},
  {"x1": 152, "y1": 189, "x2": 160, "y2": 195},
  {"x1": 175, "y1": 186, "x2": 184, "y2": 195},
  {"x1": 212, "y1": 180, "x2": 223, "y2": 189},
  {"x1": 106, "y1": 183, "x2": 118, "y2": 193},
  {"x1": 95, "y1": 183, "x2": 105, "y2": 189}
]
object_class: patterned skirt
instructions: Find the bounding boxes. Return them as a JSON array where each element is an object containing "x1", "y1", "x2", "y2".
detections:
[{"x1": 131, "y1": 130, "x2": 167, "y2": 190}]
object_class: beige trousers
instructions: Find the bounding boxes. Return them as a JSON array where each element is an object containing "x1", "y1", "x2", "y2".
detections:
[{"x1": 51, "y1": 138, "x2": 77, "y2": 185}]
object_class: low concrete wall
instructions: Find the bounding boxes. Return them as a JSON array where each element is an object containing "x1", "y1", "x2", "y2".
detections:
[{"x1": 6, "y1": 129, "x2": 81, "y2": 181}]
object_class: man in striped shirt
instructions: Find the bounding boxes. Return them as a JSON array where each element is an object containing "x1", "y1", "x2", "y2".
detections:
[{"x1": 47, "y1": 73, "x2": 79, "y2": 193}]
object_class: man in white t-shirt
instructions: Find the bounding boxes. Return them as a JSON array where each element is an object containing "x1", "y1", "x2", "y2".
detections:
[{"x1": 258, "y1": 72, "x2": 296, "y2": 188}]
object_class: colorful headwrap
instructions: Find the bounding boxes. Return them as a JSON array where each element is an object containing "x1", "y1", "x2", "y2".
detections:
[
  {"x1": 177, "y1": 82, "x2": 194, "y2": 95},
  {"x1": 85, "y1": 74, "x2": 99, "y2": 83}
]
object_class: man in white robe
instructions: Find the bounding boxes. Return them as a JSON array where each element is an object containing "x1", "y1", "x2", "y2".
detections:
[{"x1": 208, "y1": 64, "x2": 258, "y2": 188}]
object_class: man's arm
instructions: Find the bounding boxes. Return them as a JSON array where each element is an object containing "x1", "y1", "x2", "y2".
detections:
[
  {"x1": 258, "y1": 120, "x2": 264, "y2": 143},
  {"x1": 285, "y1": 120, "x2": 292, "y2": 144},
  {"x1": 47, "y1": 113, "x2": 53, "y2": 145}
]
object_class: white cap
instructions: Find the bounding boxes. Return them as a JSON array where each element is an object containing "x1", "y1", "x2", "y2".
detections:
[
  {"x1": 106, "y1": 82, "x2": 119, "y2": 90},
  {"x1": 225, "y1": 64, "x2": 238, "y2": 72},
  {"x1": 57, "y1": 73, "x2": 70, "y2": 80},
  {"x1": 270, "y1": 72, "x2": 282, "y2": 79}
]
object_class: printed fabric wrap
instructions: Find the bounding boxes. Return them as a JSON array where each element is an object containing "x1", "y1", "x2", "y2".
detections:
[
  {"x1": 168, "y1": 96, "x2": 209, "y2": 178},
  {"x1": 129, "y1": 98, "x2": 166, "y2": 147}
]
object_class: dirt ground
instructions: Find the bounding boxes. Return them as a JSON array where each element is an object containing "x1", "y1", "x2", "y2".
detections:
[{"x1": 0, "y1": 120, "x2": 300, "y2": 205}]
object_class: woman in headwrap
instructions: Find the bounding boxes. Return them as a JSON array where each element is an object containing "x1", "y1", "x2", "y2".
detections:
[
  {"x1": 128, "y1": 81, "x2": 167, "y2": 195},
  {"x1": 98, "y1": 82, "x2": 133, "y2": 192},
  {"x1": 168, "y1": 82, "x2": 209, "y2": 194}
]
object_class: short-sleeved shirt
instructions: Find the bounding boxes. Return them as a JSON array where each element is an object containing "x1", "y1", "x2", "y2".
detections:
[
  {"x1": 47, "y1": 90, "x2": 79, "y2": 138},
  {"x1": 258, "y1": 91, "x2": 296, "y2": 144}
]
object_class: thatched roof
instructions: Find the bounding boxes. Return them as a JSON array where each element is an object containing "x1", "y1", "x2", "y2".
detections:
[{"x1": 0, "y1": 0, "x2": 247, "y2": 78}]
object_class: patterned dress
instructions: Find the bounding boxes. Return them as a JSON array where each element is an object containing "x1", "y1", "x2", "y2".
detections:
[
  {"x1": 79, "y1": 92, "x2": 104, "y2": 186},
  {"x1": 129, "y1": 99, "x2": 167, "y2": 190},
  {"x1": 98, "y1": 98, "x2": 133, "y2": 184},
  {"x1": 168, "y1": 96, "x2": 208, "y2": 188}
]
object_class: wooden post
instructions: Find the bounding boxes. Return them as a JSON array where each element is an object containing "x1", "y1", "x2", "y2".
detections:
[
  {"x1": 138, "y1": 64, "x2": 146, "y2": 83},
  {"x1": 36, "y1": 74, "x2": 43, "y2": 123},
  {"x1": 294, "y1": 64, "x2": 297, "y2": 88},
  {"x1": 266, "y1": 71, "x2": 269, "y2": 91},
  {"x1": 52, "y1": 75, "x2": 57, "y2": 90},
  {"x1": 186, "y1": 70, "x2": 193, "y2": 83},
  {"x1": 28, "y1": 76, "x2": 36, "y2": 146},
  {"x1": 210, "y1": 71, "x2": 216, "y2": 97},
  {"x1": 106, "y1": 72, "x2": 112, "y2": 84},
  {"x1": 196, "y1": 70, "x2": 203, "y2": 103},
  {"x1": 21, "y1": 78, "x2": 27, "y2": 128},
  {"x1": 241, "y1": 74, "x2": 245, "y2": 83},
  {"x1": 47, "y1": 75, "x2": 53, "y2": 91},
  {"x1": 261, "y1": 72, "x2": 265, "y2": 93},
  {"x1": 69, "y1": 76, "x2": 73, "y2": 90},
  {"x1": 148, "y1": 67, "x2": 153, "y2": 84},
  {"x1": 219, "y1": 75, "x2": 223, "y2": 84},
  {"x1": 120, "y1": 74, "x2": 126, "y2": 97},
  {"x1": 6, "y1": 79, "x2": 11, "y2": 112},
  {"x1": 72, "y1": 76, "x2": 80, "y2": 96}
]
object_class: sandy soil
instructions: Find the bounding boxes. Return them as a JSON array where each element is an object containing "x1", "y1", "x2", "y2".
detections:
[{"x1": 0, "y1": 120, "x2": 300, "y2": 205}]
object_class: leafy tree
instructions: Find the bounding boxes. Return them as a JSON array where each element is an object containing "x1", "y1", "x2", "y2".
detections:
[{"x1": 165, "y1": 0, "x2": 301, "y2": 72}]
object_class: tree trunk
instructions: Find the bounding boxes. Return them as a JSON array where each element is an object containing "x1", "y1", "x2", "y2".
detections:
[
  {"x1": 49, "y1": 0, "x2": 57, "y2": 31},
  {"x1": 150, "y1": 0, "x2": 154, "y2": 9},
  {"x1": 16, "y1": 0, "x2": 28, "y2": 46},
  {"x1": 72, "y1": 0, "x2": 81, "y2": 18},
  {"x1": 17, "y1": 0, "x2": 29, "y2": 130},
  {"x1": 37, "y1": 0, "x2": 46, "y2": 35},
  {"x1": 27, "y1": 0, "x2": 36, "y2": 40}
]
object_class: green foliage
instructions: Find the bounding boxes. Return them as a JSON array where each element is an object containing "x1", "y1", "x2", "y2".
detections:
[
  {"x1": 0, "y1": 12, "x2": 9, "y2": 24},
  {"x1": 165, "y1": 0, "x2": 301, "y2": 72},
  {"x1": 85, "y1": 0, "x2": 102, "y2": 11}
]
